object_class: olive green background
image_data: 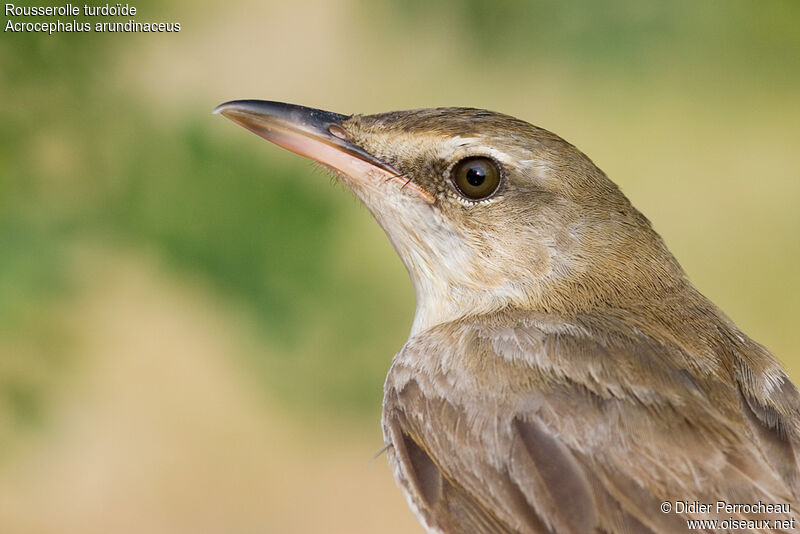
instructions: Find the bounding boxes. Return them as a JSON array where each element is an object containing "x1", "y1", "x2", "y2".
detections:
[{"x1": 1, "y1": 1, "x2": 798, "y2": 532}]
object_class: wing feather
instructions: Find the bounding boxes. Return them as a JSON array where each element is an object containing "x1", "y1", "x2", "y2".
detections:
[{"x1": 383, "y1": 315, "x2": 800, "y2": 533}]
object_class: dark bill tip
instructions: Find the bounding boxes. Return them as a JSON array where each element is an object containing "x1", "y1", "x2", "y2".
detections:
[{"x1": 213, "y1": 100, "x2": 349, "y2": 129}]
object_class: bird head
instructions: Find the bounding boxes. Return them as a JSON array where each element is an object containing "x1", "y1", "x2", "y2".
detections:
[{"x1": 215, "y1": 101, "x2": 687, "y2": 334}]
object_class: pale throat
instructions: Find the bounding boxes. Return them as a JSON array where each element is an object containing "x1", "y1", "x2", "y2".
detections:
[{"x1": 352, "y1": 185, "x2": 534, "y2": 337}]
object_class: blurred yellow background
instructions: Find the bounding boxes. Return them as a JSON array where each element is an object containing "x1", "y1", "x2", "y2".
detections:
[{"x1": 1, "y1": 1, "x2": 798, "y2": 532}]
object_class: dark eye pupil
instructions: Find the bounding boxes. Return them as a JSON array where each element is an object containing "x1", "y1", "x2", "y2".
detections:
[
  {"x1": 466, "y1": 167, "x2": 485, "y2": 187},
  {"x1": 451, "y1": 157, "x2": 501, "y2": 200}
]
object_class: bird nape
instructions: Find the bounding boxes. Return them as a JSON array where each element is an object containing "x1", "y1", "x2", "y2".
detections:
[{"x1": 215, "y1": 100, "x2": 800, "y2": 534}]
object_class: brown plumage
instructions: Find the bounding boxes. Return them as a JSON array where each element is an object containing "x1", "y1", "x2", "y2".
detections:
[{"x1": 215, "y1": 101, "x2": 800, "y2": 533}]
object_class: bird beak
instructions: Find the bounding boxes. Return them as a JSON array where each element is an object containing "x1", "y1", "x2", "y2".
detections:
[{"x1": 214, "y1": 100, "x2": 434, "y2": 203}]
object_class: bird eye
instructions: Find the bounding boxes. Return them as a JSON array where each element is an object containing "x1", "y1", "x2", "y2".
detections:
[{"x1": 451, "y1": 157, "x2": 501, "y2": 200}]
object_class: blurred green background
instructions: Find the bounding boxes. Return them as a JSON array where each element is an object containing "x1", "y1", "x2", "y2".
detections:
[{"x1": 1, "y1": 0, "x2": 798, "y2": 532}]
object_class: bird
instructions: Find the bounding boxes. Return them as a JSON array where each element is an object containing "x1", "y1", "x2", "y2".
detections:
[{"x1": 215, "y1": 100, "x2": 800, "y2": 533}]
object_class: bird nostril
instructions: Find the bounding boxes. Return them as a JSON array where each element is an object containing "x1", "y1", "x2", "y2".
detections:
[{"x1": 328, "y1": 124, "x2": 350, "y2": 141}]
